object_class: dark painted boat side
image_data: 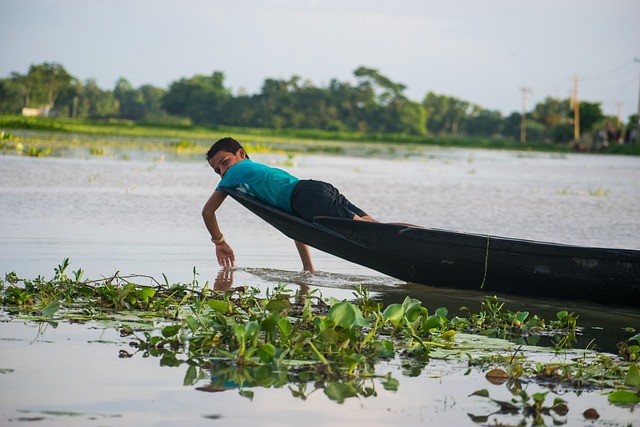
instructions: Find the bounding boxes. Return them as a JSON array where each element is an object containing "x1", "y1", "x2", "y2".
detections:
[
  {"x1": 314, "y1": 217, "x2": 640, "y2": 306},
  {"x1": 224, "y1": 188, "x2": 640, "y2": 307}
]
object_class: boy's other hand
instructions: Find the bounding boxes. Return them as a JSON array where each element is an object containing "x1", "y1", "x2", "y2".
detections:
[{"x1": 215, "y1": 242, "x2": 235, "y2": 268}]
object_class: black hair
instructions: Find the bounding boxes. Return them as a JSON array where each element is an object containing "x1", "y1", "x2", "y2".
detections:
[{"x1": 205, "y1": 137, "x2": 249, "y2": 160}]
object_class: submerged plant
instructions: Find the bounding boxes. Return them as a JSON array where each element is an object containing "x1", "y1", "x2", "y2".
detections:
[{"x1": 469, "y1": 387, "x2": 569, "y2": 425}]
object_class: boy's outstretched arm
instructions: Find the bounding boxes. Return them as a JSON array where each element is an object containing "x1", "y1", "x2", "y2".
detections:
[
  {"x1": 294, "y1": 241, "x2": 314, "y2": 273},
  {"x1": 202, "y1": 190, "x2": 235, "y2": 268}
]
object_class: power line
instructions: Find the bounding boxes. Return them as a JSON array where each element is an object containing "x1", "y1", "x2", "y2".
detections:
[{"x1": 584, "y1": 59, "x2": 636, "y2": 80}]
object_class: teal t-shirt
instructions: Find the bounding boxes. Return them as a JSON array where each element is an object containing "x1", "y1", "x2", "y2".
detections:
[{"x1": 216, "y1": 159, "x2": 299, "y2": 213}]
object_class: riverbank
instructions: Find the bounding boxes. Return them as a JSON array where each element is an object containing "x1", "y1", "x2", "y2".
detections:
[{"x1": 2, "y1": 114, "x2": 639, "y2": 156}]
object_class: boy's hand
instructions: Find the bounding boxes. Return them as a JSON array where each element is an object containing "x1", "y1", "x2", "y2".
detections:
[{"x1": 215, "y1": 242, "x2": 235, "y2": 268}]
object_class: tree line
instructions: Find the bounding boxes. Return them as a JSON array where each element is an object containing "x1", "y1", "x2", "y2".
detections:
[{"x1": 1, "y1": 62, "x2": 636, "y2": 144}]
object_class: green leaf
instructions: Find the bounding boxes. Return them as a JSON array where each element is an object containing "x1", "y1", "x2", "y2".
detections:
[
  {"x1": 186, "y1": 315, "x2": 199, "y2": 333},
  {"x1": 532, "y1": 391, "x2": 548, "y2": 404},
  {"x1": 278, "y1": 318, "x2": 292, "y2": 338},
  {"x1": 329, "y1": 302, "x2": 357, "y2": 328},
  {"x1": 324, "y1": 382, "x2": 357, "y2": 404},
  {"x1": 257, "y1": 343, "x2": 276, "y2": 363},
  {"x1": 375, "y1": 340, "x2": 395, "y2": 358},
  {"x1": 233, "y1": 324, "x2": 245, "y2": 341},
  {"x1": 470, "y1": 389, "x2": 490, "y2": 398},
  {"x1": 239, "y1": 389, "x2": 254, "y2": 400},
  {"x1": 183, "y1": 365, "x2": 198, "y2": 386},
  {"x1": 352, "y1": 305, "x2": 370, "y2": 328},
  {"x1": 425, "y1": 315, "x2": 442, "y2": 330},
  {"x1": 608, "y1": 390, "x2": 640, "y2": 405},
  {"x1": 243, "y1": 321, "x2": 260, "y2": 341},
  {"x1": 208, "y1": 299, "x2": 230, "y2": 314},
  {"x1": 342, "y1": 352, "x2": 367, "y2": 373},
  {"x1": 42, "y1": 300, "x2": 60, "y2": 317},
  {"x1": 261, "y1": 314, "x2": 278, "y2": 334},
  {"x1": 403, "y1": 299, "x2": 423, "y2": 323},
  {"x1": 162, "y1": 324, "x2": 181, "y2": 338},
  {"x1": 160, "y1": 352, "x2": 180, "y2": 367},
  {"x1": 382, "y1": 303, "x2": 404, "y2": 329},
  {"x1": 381, "y1": 376, "x2": 400, "y2": 392},
  {"x1": 266, "y1": 298, "x2": 290, "y2": 313},
  {"x1": 467, "y1": 414, "x2": 489, "y2": 423},
  {"x1": 139, "y1": 287, "x2": 156, "y2": 301},
  {"x1": 435, "y1": 307, "x2": 448, "y2": 318},
  {"x1": 625, "y1": 363, "x2": 640, "y2": 387}
]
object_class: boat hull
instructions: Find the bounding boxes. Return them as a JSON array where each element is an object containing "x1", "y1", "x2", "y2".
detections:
[{"x1": 224, "y1": 188, "x2": 640, "y2": 307}]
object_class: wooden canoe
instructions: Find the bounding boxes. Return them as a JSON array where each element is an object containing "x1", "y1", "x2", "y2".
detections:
[{"x1": 223, "y1": 188, "x2": 640, "y2": 307}]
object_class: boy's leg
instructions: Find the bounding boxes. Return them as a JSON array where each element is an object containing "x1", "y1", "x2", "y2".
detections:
[
  {"x1": 294, "y1": 240, "x2": 314, "y2": 272},
  {"x1": 292, "y1": 180, "x2": 374, "y2": 221}
]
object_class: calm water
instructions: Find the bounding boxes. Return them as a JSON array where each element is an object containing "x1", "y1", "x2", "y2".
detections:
[{"x1": 1, "y1": 146, "x2": 639, "y2": 426}]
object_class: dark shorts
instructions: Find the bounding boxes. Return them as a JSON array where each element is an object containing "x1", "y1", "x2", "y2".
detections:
[{"x1": 290, "y1": 180, "x2": 367, "y2": 221}]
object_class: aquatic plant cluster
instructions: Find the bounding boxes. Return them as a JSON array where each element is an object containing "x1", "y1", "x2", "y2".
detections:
[
  {"x1": 1, "y1": 259, "x2": 639, "y2": 422},
  {"x1": 0, "y1": 126, "x2": 299, "y2": 161}
]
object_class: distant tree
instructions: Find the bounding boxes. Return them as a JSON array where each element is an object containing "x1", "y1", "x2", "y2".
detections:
[
  {"x1": 502, "y1": 112, "x2": 522, "y2": 141},
  {"x1": 114, "y1": 78, "x2": 146, "y2": 120},
  {"x1": 255, "y1": 78, "x2": 295, "y2": 129},
  {"x1": 221, "y1": 95, "x2": 257, "y2": 127},
  {"x1": 464, "y1": 108, "x2": 503, "y2": 137},
  {"x1": 354, "y1": 66, "x2": 406, "y2": 105},
  {"x1": 423, "y1": 92, "x2": 470, "y2": 135},
  {"x1": 524, "y1": 121, "x2": 547, "y2": 143},
  {"x1": 532, "y1": 97, "x2": 568, "y2": 128},
  {"x1": 576, "y1": 101, "x2": 604, "y2": 135},
  {"x1": 28, "y1": 62, "x2": 75, "y2": 109},
  {"x1": 162, "y1": 72, "x2": 231, "y2": 125},
  {"x1": 0, "y1": 78, "x2": 23, "y2": 113},
  {"x1": 327, "y1": 79, "x2": 359, "y2": 130},
  {"x1": 77, "y1": 79, "x2": 118, "y2": 118},
  {"x1": 625, "y1": 114, "x2": 639, "y2": 141},
  {"x1": 10, "y1": 71, "x2": 33, "y2": 108},
  {"x1": 139, "y1": 84, "x2": 167, "y2": 118},
  {"x1": 295, "y1": 83, "x2": 339, "y2": 129},
  {"x1": 549, "y1": 122, "x2": 574, "y2": 143},
  {"x1": 380, "y1": 98, "x2": 427, "y2": 135},
  {"x1": 354, "y1": 67, "x2": 418, "y2": 133},
  {"x1": 526, "y1": 97, "x2": 600, "y2": 142}
]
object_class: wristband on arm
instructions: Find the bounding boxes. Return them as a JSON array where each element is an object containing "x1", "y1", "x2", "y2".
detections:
[{"x1": 211, "y1": 235, "x2": 225, "y2": 245}]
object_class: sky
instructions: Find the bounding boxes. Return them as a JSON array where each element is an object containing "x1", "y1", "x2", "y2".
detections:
[{"x1": 2, "y1": 0, "x2": 639, "y2": 120}]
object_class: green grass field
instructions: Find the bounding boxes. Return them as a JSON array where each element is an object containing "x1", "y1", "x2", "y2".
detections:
[{"x1": 1, "y1": 114, "x2": 639, "y2": 156}]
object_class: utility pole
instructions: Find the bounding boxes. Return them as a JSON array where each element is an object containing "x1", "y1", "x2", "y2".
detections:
[
  {"x1": 571, "y1": 74, "x2": 581, "y2": 143},
  {"x1": 635, "y1": 58, "x2": 640, "y2": 144},
  {"x1": 519, "y1": 87, "x2": 531, "y2": 144},
  {"x1": 616, "y1": 102, "x2": 623, "y2": 128}
]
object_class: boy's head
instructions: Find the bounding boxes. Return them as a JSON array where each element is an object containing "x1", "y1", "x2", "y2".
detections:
[
  {"x1": 206, "y1": 137, "x2": 249, "y2": 161},
  {"x1": 206, "y1": 137, "x2": 249, "y2": 177}
]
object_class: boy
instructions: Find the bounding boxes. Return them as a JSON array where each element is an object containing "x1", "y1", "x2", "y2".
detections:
[{"x1": 202, "y1": 137, "x2": 376, "y2": 272}]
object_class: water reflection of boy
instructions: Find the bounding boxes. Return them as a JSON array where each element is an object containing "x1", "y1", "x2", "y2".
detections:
[{"x1": 202, "y1": 137, "x2": 377, "y2": 272}]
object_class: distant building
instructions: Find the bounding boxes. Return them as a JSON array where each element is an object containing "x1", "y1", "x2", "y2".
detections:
[{"x1": 21, "y1": 106, "x2": 51, "y2": 117}]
